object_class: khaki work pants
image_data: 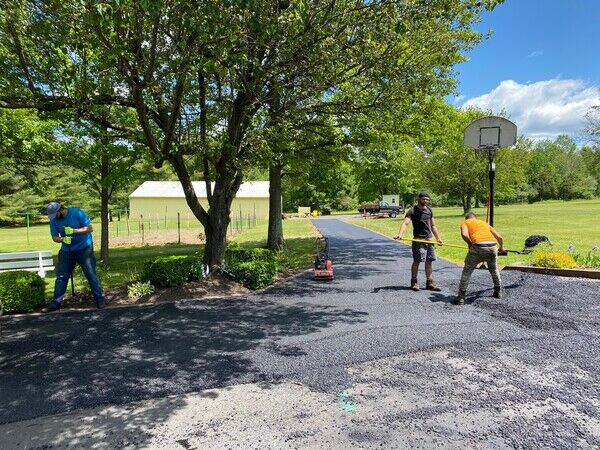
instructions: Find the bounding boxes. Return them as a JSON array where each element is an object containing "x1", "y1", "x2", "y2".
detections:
[{"x1": 459, "y1": 245, "x2": 501, "y2": 292}]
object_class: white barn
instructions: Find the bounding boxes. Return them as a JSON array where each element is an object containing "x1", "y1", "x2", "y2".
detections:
[{"x1": 129, "y1": 181, "x2": 270, "y2": 220}]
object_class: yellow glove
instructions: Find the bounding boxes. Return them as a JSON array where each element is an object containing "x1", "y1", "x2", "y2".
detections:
[
  {"x1": 63, "y1": 236, "x2": 72, "y2": 245},
  {"x1": 64, "y1": 226, "x2": 74, "y2": 236}
]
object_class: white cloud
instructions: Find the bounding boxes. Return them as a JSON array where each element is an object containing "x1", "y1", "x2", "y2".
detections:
[
  {"x1": 452, "y1": 94, "x2": 465, "y2": 104},
  {"x1": 528, "y1": 50, "x2": 544, "y2": 58},
  {"x1": 461, "y1": 79, "x2": 600, "y2": 140}
]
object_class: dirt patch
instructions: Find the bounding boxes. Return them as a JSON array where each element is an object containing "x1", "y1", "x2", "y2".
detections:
[
  {"x1": 99, "y1": 228, "x2": 248, "y2": 247},
  {"x1": 54, "y1": 273, "x2": 251, "y2": 310},
  {"x1": 100, "y1": 229, "x2": 206, "y2": 247}
]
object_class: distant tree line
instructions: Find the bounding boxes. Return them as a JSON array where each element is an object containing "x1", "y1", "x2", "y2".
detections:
[
  {"x1": 2, "y1": 101, "x2": 598, "y2": 228},
  {"x1": 282, "y1": 100, "x2": 600, "y2": 213}
]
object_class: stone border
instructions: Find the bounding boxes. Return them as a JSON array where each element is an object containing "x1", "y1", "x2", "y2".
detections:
[{"x1": 503, "y1": 264, "x2": 600, "y2": 280}]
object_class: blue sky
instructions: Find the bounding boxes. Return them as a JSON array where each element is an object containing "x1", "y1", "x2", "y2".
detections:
[{"x1": 453, "y1": 0, "x2": 600, "y2": 141}]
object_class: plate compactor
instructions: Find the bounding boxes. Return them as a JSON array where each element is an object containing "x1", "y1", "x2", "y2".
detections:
[{"x1": 314, "y1": 237, "x2": 334, "y2": 280}]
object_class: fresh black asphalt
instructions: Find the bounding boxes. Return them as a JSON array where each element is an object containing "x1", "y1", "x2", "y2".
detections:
[{"x1": 0, "y1": 218, "x2": 598, "y2": 445}]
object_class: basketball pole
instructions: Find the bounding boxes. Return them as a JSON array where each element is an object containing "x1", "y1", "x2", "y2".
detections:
[
  {"x1": 488, "y1": 154, "x2": 495, "y2": 227},
  {"x1": 464, "y1": 116, "x2": 517, "y2": 228}
]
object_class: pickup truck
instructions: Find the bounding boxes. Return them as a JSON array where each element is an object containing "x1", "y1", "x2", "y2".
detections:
[{"x1": 358, "y1": 201, "x2": 404, "y2": 218}]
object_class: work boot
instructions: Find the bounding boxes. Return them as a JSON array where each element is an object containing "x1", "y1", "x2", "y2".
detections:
[
  {"x1": 41, "y1": 302, "x2": 61, "y2": 313},
  {"x1": 426, "y1": 279, "x2": 442, "y2": 292},
  {"x1": 410, "y1": 278, "x2": 420, "y2": 291},
  {"x1": 454, "y1": 290, "x2": 466, "y2": 306},
  {"x1": 493, "y1": 286, "x2": 503, "y2": 299}
]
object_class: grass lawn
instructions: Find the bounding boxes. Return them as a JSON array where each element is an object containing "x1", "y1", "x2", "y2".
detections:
[
  {"x1": 0, "y1": 217, "x2": 319, "y2": 299},
  {"x1": 233, "y1": 217, "x2": 320, "y2": 273},
  {"x1": 349, "y1": 199, "x2": 600, "y2": 266}
]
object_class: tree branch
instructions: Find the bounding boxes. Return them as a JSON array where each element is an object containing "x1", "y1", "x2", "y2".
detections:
[
  {"x1": 161, "y1": 75, "x2": 186, "y2": 155},
  {"x1": 7, "y1": 25, "x2": 38, "y2": 95}
]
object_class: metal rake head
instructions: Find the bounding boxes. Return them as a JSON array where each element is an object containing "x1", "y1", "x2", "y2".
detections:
[{"x1": 523, "y1": 235, "x2": 551, "y2": 249}]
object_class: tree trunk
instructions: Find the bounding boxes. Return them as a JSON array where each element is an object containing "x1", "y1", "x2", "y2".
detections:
[
  {"x1": 99, "y1": 152, "x2": 110, "y2": 264},
  {"x1": 204, "y1": 191, "x2": 231, "y2": 267},
  {"x1": 170, "y1": 154, "x2": 239, "y2": 269},
  {"x1": 462, "y1": 194, "x2": 472, "y2": 214},
  {"x1": 267, "y1": 163, "x2": 284, "y2": 250},
  {"x1": 100, "y1": 187, "x2": 110, "y2": 264},
  {"x1": 169, "y1": 83, "x2": 251, "y2": 269}
]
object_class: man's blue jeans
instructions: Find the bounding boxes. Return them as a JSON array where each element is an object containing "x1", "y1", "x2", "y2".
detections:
[{"x1": 51, "y1": 246, "x2": 104, "y2": 306}]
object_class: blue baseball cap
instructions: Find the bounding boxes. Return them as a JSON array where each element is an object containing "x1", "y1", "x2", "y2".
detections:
[{"x1": 46, "y1": 202, "x2": 61, "y2": 220}]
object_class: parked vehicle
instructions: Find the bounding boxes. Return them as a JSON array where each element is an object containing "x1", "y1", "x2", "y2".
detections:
[{"x1": 358, "y1": 201, "x2": 404, "y2": 218}]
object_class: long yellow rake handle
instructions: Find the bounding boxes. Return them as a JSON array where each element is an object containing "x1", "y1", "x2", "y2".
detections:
[{"x1": 397, "y1": 237, "x2": 469, "y2": 249}]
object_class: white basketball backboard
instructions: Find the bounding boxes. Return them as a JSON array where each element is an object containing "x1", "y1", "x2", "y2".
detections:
[{"x1": 464, "y1": 116, "x2": 517, "y2": 149}]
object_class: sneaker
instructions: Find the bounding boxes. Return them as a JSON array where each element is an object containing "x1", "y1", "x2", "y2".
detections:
[
  {"x1": 96, "y1": 299, "x2": 106, "y2": 309},
  {"x1": 426, "y1": 280, "x2": 442, "y2": 292},
  {"x1": 454, "y1": 290, "x2": 466, "y2": 306},
  {"x1": 41, "y1": 303, "x2": 61, "y2": 313},
  {"x1": 410, "y1": 278, "x2": 420, "y2": 291},
  {"x1": 493, "y1": 287, "x2": 503, "y2": 299}
]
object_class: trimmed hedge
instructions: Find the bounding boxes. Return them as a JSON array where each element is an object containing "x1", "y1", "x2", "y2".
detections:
[
  {"x1": 225, "y1": 245, "x2": 274, "y2": 265},
  {"x1": 230, "y1": 260, "x2": 277, "y2": 290},
  {"x1": 141, "y1": 255, "x2": 203, "y2": 287},
  {"x1": 0, "y1": 271, "x2": 45, "y2": 313},
  {"x1": 225, "y1": 244, "x2": 277, "y2": 290}
]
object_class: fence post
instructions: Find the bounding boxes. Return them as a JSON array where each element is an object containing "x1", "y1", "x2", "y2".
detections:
[
  {"x1": 141, "y1": 222, "x2": 145, "y2": 244},
  {"x1": 126, "y1": 213, "x2": 130, "y2": 236},
  {"x1": 139, "y1": 214, "x2": 143, "y2": 233},
  {"x1": 177, "y1": 212, "x2": 181, "y2": 244}
]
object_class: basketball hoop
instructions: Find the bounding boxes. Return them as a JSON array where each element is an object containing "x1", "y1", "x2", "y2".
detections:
[
  {"x1": 474, "y1": 146, "x2": 499, "y2": 161},
  {"x1": 464, "y1": 116, "x2": 517, "y2": 226}
]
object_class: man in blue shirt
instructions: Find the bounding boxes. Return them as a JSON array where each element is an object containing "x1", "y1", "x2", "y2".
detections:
[{"x1": 42, "y1": 202, "x2": 105, "y2": 312}]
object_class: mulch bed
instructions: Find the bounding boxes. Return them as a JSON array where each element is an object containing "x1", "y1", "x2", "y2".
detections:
[{"x1": 44, "y1": 273, "x2": 252, "y2": 311}]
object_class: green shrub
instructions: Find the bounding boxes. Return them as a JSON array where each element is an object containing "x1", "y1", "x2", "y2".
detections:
[
  {"x1": 226, "y1": 244, "x2": 273, "y2": 265},
  {"x1": 141, "y1": 255, "x2": 204, "y2": 287},
  {"x1": 571, "y1": 246, "x2": 600, "y2": 268},
  {"x1": 225, "y1": 244, "x2": 277, "y2": 289},
  {"x1": 230, "y1": 259, "x2": 277, "y2": 290},
  {"x1": 127, "y1": 281, "x2": 155, "y2": 300},
  {"x1": 532, "y1": 251, "x2": 577, "y2": 269},
  {"x1": 0, "y1": 271, "x2": 45, "y2": 313}
]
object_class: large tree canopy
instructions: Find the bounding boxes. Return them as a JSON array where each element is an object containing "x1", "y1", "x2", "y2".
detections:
[{"x1": 0, "y1": 0, "x2": 504, "y2": 266}]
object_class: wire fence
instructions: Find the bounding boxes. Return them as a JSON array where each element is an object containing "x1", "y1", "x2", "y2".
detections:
[
  {"x1": 1, "y1": 209, "x2": 260, "y2": 249},
  {"x1": 104, "y1": 210, "x2": 259, "y2": 245}
]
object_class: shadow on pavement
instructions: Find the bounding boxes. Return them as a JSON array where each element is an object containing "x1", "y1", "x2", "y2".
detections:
[
  {"x1": 0, "y1": 296, "x2": 368, "y2": 447},
  {"x1": 427, "y1": 289, "x2": 490, "y2": 305},
  {"x1": 372, "y1": 285, "x2": 414, "y2": 293}
]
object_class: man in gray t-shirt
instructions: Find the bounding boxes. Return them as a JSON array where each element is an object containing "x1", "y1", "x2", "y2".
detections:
[{"x1": 394, "y1": 192, "x2": 443, "y2": 292}]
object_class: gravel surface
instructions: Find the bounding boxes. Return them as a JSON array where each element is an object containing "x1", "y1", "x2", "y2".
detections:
[{"x1": 0, "y1": 218, "x2": 598, "y2": 448}]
